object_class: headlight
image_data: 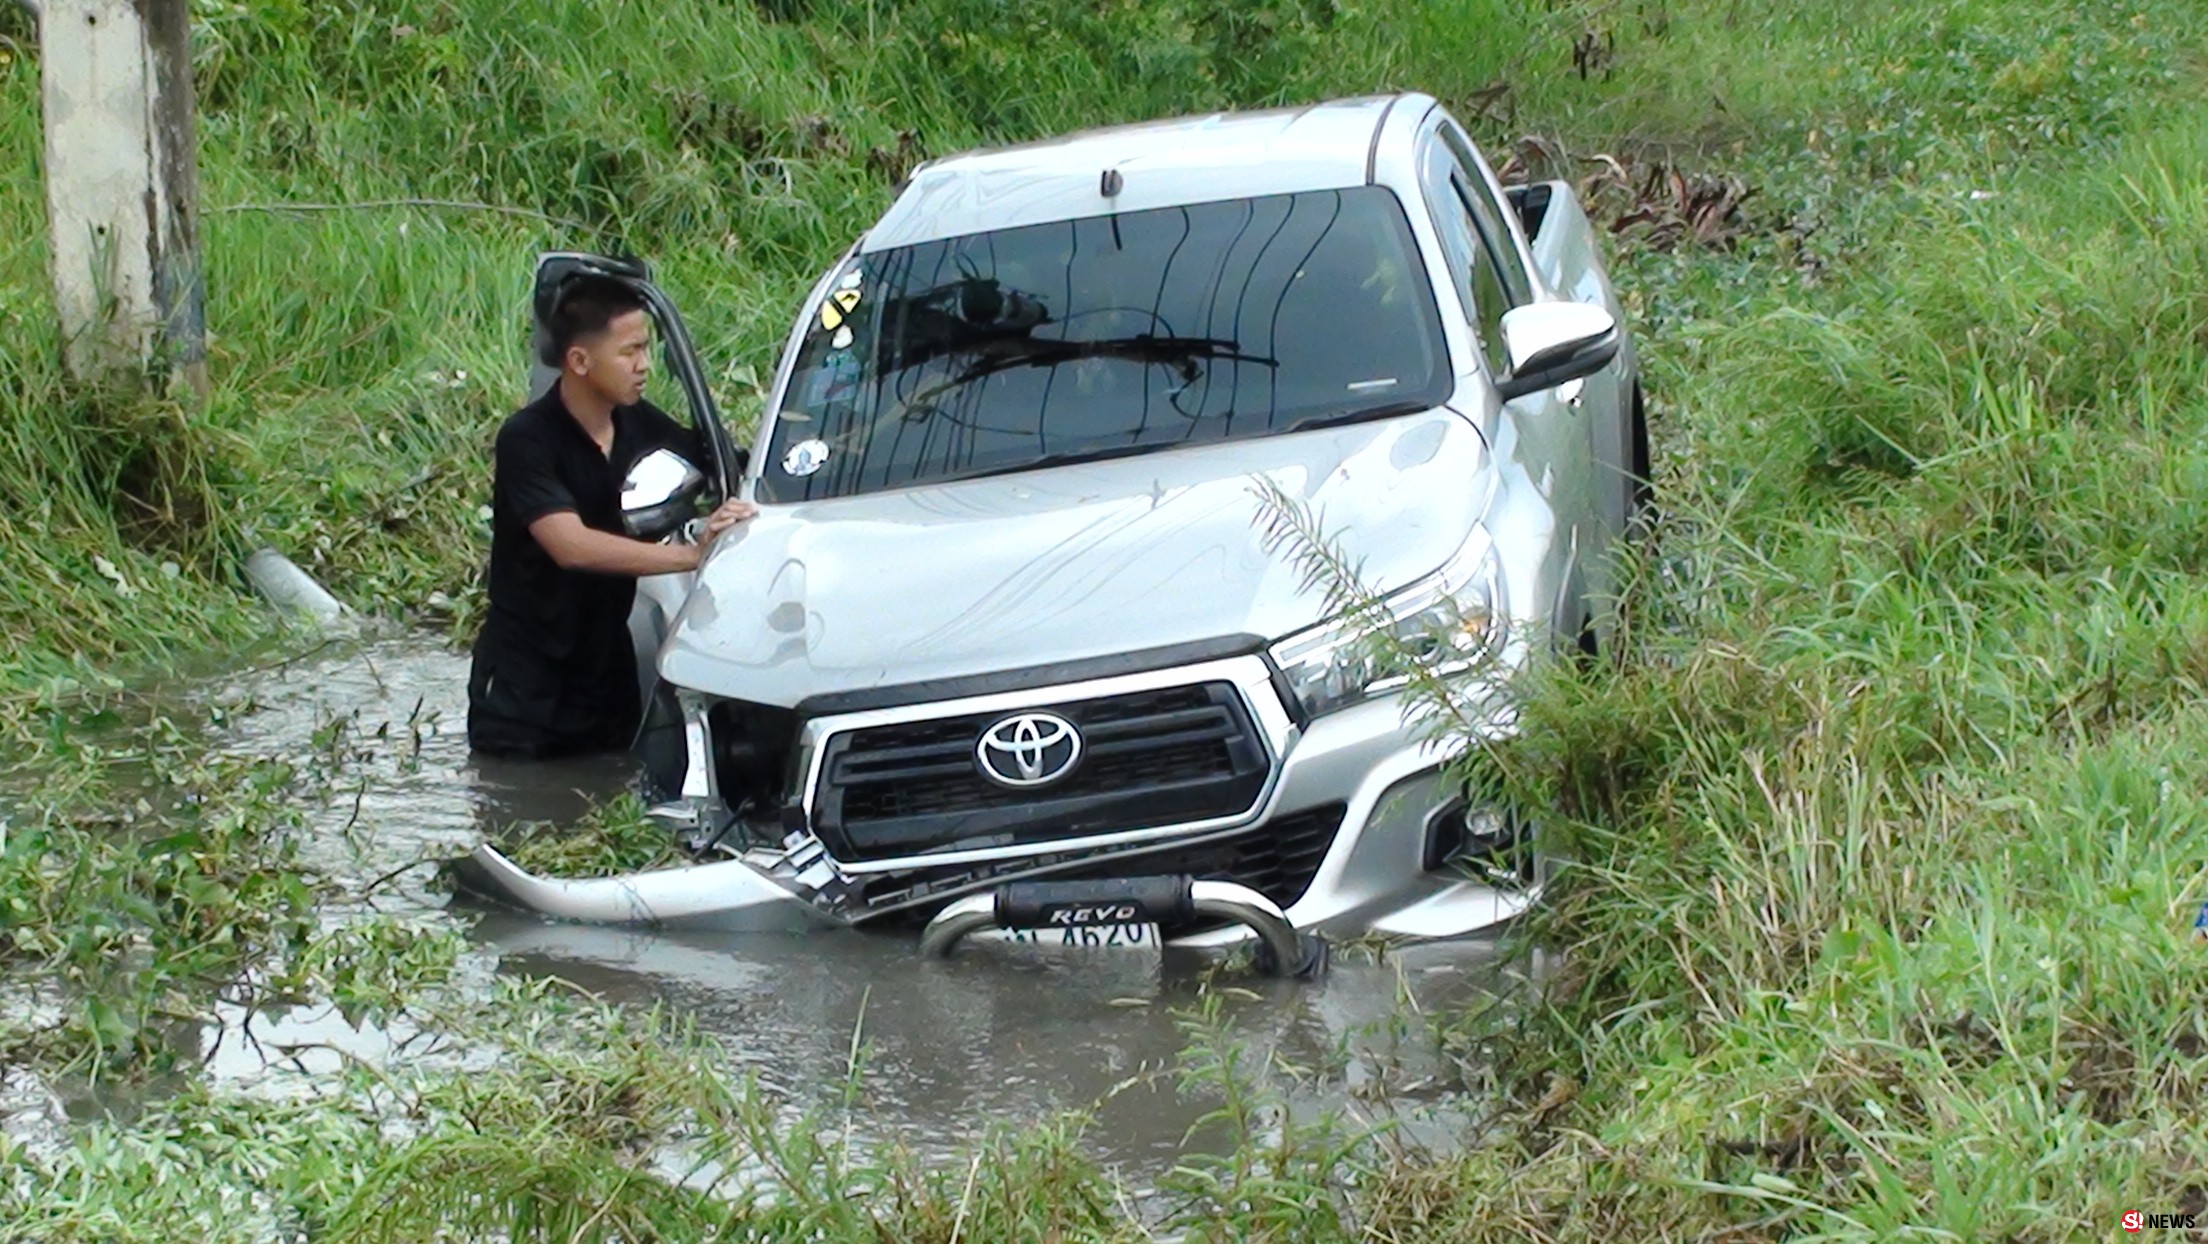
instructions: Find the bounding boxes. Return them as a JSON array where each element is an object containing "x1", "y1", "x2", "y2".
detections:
[{"x1": 1268, "y1": 529, "x2": 1511, "y2": 720}]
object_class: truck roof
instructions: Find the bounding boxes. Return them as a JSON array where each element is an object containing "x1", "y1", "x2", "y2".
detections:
[{"x1": 858, "y1": 94, "x2": 1414, "y2": 252}]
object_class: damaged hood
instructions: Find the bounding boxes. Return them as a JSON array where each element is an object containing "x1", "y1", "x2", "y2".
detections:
[{"x1": 658, "y1": 408, "x2": 1490, "y2": 706}]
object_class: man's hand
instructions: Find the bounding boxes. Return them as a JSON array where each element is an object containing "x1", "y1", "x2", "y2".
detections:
[
  {"x1": 702, "y1": 498, "x2": 758, "y2": 539},
  {"x1": 528, "y1": 500, "x2": 756, "y2": 578}
]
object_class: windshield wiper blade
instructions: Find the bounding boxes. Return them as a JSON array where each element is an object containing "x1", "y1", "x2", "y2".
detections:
[
  {"x1": 1278, "y1": 399, "x2": 1434, "y2": 435},
  {"x1": 971, "y1": 333, "x2": 1276, "y2": 376},
  {"x1": 909, "y1": 334, "x2": 1278, "y2": 409}
]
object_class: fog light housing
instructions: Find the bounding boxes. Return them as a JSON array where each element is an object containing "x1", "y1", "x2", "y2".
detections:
[{"x1": 1422, "y1": 798, "x2": 1534, "y2": 888}]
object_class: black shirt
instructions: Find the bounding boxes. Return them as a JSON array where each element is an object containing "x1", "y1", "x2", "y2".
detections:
[{"x1": 468, "y1": 385, "x2": 701, "y2": 756}]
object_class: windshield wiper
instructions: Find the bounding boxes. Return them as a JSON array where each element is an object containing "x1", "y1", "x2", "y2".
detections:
[
  {"x1": 907, "y1": 333, "x2": 1278, "y2": 409},
  {"x1": 1277, "y1": 399, "x2": 1434, "y2": 435}
]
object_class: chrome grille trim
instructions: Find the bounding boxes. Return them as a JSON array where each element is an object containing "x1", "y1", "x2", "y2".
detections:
[{"x1": 795, "y1": 655, "x2": 1295, "y2": 874}]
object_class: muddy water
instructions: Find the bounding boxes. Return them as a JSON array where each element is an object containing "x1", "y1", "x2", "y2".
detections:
[{"x1": 81, "y1": 635, "x2": 1526, "y2": 1177}]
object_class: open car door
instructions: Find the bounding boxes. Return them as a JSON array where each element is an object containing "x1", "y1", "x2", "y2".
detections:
[{"x1": 523, "y1": 252, "x2": 748, "y2": 722}]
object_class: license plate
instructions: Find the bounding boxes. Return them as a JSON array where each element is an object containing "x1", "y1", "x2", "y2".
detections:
[{"x1": 978, "y1": 922, "x2": 1160, "y2": 948}]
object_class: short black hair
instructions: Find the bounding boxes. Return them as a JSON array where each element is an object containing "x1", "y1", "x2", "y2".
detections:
[{"x1": 540, "y1": 275, "x2": 648, "y2": 368}]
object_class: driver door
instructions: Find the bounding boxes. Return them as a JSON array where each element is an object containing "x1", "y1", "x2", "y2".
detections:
[{"x1": 523, "y1": 252, "x2": 747, "y2": 715}]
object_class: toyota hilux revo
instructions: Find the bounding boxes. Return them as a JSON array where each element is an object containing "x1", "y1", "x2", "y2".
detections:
[{"x1": 461, "y1": 92, "x2": 1649, "y2": 971}]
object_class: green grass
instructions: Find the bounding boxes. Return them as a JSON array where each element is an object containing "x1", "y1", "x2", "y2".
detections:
[
  {"x1": 495, "y1": 790, "x2": 684, "y2": 876},
  {"x1": 7, "y1": 0, "x2": 2208, "y2": 1237},
  {"x1": 1398, "y1": 8, "x2": 2208, "y2": 1237}
]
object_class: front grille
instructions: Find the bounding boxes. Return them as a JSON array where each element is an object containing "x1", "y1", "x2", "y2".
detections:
[
  {"x1": 812, "y1": 682, "x2": 1270, "y2": 862},
  {"x1": 1212, "y1": 802, "x2": 1346, "y2": 909},
  {"x1": 1049, "y1": 802, "x2": 1346, "y2": 913}
]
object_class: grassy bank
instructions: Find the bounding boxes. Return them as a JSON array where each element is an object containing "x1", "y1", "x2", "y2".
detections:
[
  {"x1": 1432, "y1": 4, "x2": 2208, "y2": 1238},
  {"x1": 7, "y1": 0, "x2": 2208, "y2": 1238}
]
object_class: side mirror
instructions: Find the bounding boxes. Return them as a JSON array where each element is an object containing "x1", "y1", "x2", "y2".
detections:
[
  {"x1": 621, "y1": 448, "x2": 707, "y2": 541},
  {"x1": 1493, "y1": 302, "x2": 1620, "y2": 402}
]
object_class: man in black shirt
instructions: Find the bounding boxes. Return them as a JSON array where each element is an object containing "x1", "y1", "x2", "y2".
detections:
[{"x1": 468, "y1": 277, "x2": 753, "y2": 759}]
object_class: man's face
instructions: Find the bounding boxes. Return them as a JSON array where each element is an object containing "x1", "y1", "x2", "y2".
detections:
[{"x1": 567, "y1": 308, "x2": 653, "y2": 406}]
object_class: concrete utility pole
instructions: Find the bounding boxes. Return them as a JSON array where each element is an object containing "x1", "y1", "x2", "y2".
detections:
[{"x1": 40, "y1": 0, "x2": 206, "y2": 391}]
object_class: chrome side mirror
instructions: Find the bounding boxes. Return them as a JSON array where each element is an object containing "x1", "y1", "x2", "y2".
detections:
[
  {"x1": 1493, "y1": 301, "x2": 1620, "y2": 401},
  {"x1": 621, "y1": 448, "x2": 707, "y2": 540}
]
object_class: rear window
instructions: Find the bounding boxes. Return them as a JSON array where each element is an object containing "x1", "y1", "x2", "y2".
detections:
[{"x1": 761, "y1": 185, "x2": 1451, "y2": 502}]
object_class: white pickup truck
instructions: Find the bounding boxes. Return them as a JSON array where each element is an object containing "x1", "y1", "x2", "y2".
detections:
[{"x1": 462, "y1": 91, "x2": 1648, "y2": 974}]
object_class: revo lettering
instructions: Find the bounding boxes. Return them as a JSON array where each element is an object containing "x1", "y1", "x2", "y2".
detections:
[{"x1": 1045, "y1": 904, "x2": 1141, "y2": 926}]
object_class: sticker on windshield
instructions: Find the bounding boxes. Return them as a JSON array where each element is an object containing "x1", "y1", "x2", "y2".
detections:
[
  {"x1": 782, "y1": 438, "x2": 830, "y2": 477},
  {"x1": 818, "y1": 287, "x2": 862, "y2": 332},
  {"x1": 831, "y1": 324, "x2": 854, "y2": 349},
  {"x1": 836, "y1": 268, "x2": 863, "y2": 290}
]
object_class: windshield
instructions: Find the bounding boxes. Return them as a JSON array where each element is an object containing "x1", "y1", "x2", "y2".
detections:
[{"x1": 758, "y1": 186, "x2": 1452, "y2": 502}]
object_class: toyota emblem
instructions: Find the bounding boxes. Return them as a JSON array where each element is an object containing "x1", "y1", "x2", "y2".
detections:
[{"x1": 975, "y1": 711, "x2": 1083, "y2": 788}]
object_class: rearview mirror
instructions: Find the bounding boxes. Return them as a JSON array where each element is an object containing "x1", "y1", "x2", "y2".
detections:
[
  {"x1": 621, "y1": 448, "x2": 707, "y2": 541},
  {"x1": 1494, "y1": 301, "x2": 1620, "y2": 402}
]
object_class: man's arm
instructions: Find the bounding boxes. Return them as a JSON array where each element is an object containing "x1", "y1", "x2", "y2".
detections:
[
  {"x1": 528, "y1": 512, "x2": 703, "y2": 576},
  {"x1": 499, "y1": 409, "x2": 713, "y2": 576}
]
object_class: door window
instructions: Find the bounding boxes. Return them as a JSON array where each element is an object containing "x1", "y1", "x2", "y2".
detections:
[
  {"x1": 1418, "y1": 133, "x2": 1512, "y2": 376},
  {"x1": 1440, "y1": 125, "x2": 1534, "y2": 307}
]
